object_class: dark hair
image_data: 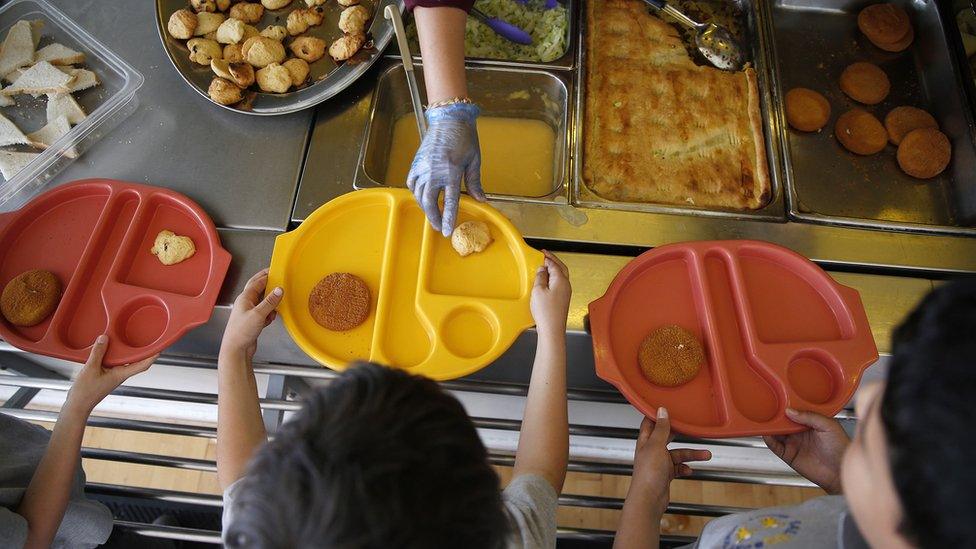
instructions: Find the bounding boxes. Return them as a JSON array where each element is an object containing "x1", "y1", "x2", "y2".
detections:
[
  {"x1": 882, "y1": 279, "x2": 976, "y2": 548},
  {"x1": 224, "y1": 362, "x2": 510, "y2": 549}
]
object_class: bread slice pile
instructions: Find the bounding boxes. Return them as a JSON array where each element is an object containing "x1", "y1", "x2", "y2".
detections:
[{"x1": 0, "y1": 19, "x2": 99, "y2": 179}]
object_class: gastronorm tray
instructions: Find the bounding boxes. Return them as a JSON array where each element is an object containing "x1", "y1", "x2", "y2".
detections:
[
  {"x1": 393, "y1": 0, "x2": 579, "y2": 70},
  {"x1": 155, "y1": 0, "x2": 402, "y2": 115},
  {"x1": 771, "y1": 0, "x2": 976, "y2": 234},
  {"x1": 355, "y1": 62, "x2": 570, "y2": 204},
  {"x1": 268, "y1": 188, "x2": 542, "y2": 380},
  {"x1": 571, "y1": 0, "x2": 786, "y2": 221},
  {"x1": 0, "y1": 0, "x2": 144, "y2": 211},
  {"x1": 0, "y1": 179, "x2": 231, "y2": 366},
  {"x1": 589, "y1": 240, "x2": 877, "y2": 438}
]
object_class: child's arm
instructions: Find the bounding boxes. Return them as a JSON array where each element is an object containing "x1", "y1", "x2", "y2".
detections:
[
  {"x1": 17, "y1": 336, "x2": 154, "y2": 549},
  {"x1": 217, "y1": 269, "x2": 282, "y2": 490},
  {"x1": 762, "y1": 408, "x2": 849, "y2": 494},
  {"x1": 513, "y1": 251, "x2": 572, "y2": 492},
  {"x1": 614, "y1": 409, "x2": 711, "y2": 549}
]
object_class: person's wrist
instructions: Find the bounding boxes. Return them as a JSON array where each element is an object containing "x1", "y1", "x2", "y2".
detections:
[
  {"x1": 536, "y1": 323, "x2": 566, "y2": 341},
  {"x1": 625, "y1": 482, "x2": 668, "y2": 518},
  {"x1": 63, "y1": 392, "x2": 96, "y2": 418},
  {"x1": 218, "y1": 342, "x2": 252, "y2": 366}
]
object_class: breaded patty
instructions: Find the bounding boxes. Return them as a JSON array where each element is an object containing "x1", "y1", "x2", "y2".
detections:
[
  {"x1": 638, "y1": 325, "x2": 704, "y2": 387},
  {"x1": 308, "y1": 273, "x2": 370, "y2": 331},
  {"x1": 1, "y1": 270, "x2": 62, "y2": 327}
]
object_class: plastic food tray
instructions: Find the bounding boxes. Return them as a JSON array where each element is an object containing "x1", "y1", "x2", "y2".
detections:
[
  {"x1": 0, "y1": 179, "x2": 231, "y2": 366},
  {"x1": 589, "y1": 240, "x2": 878, "y2": 438},
  {"x1": 269, "y1": 188, "x2": 542, "y2": 380},
  {"x1": 0, "y1": 0, "x2": 144, "y2": 212}
]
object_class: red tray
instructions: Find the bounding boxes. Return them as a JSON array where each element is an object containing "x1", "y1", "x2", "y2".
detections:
[
  {"x1": 0, "y1": 179, "x2": 231, "y2": 366},
  {"x1": 589, "y1": 240, "x2": 878, "y2": 438}
]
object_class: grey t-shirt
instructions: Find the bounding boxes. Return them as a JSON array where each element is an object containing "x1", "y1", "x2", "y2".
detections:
[
  {"x1": 686, "y1": 496, "x2": 868, "y2": 549},
  {"x1": 221, "y1": 473, "x2": 558, "y2": 548},
  {"x1": 0, "y1": 413, "x2": 114, "y2": 549}
]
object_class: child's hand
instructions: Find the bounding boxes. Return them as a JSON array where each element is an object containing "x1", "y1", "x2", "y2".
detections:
[
  {"x1": 65, "y1": 335, "x2": 156, "y2": 415},
  {"x1": 530, "y1": 251, "x2": 572, "y2": 336},
  {"x1": 628, "y1": 408, "x2": 712, "y2": 518},
  {"x1": 763, "y1": 408, "x2": 849, "y2": 494},
  {"x1": 221, "y1": 269, "x2": 283, "y2": 361}
]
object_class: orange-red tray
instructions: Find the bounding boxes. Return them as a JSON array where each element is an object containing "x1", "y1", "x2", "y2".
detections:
[
  {"x1": 0, "y1": 179, "x2": 231, "y2": 366},
  {"x1": 589, "y1": 240, "x2": 878, "y2": 438}
]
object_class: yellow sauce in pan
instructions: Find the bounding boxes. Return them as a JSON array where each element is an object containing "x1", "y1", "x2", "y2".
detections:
[{"x1": 384, "y1": 115, "x2": 556, "y2": 198}]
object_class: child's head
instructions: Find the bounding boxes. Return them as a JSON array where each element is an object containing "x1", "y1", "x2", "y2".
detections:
[
  {"x1": 841, "y1": 280, "x2": 976, "y2": 549},
  {"x1": 224, "y1": 362, "x2": 510, "y2": 548}
]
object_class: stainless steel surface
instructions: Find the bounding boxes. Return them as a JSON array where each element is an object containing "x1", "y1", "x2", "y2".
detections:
[
  {"x1": 655, "y1": 3, "x2": 746, "y2": 71},
  {"x1": 356, "y1": 62, "x2": 570, "y2": 202},
  {"x1": 41, "y1": 0, "x2": 313, "y2": 231},
  {"x1": 385, "y1": 5, "x2": 427, "y2": 137},
  {"x1": 771, "y1": 0, "x2": 976, "y2": 234},
  {"x1": 155, "y1": 0, "x2": 402, "y2": 115},
  {"x1": 396, "y1": 0, "x2": 579, "y2": 70},
  {"x1": 573, "y1": 0, "x2": 786, "y2": 221}
]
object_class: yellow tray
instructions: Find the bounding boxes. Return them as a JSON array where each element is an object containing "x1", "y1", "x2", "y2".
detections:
[{"x1": 268, "y1": 188, "x2": 543, "y2": 380}]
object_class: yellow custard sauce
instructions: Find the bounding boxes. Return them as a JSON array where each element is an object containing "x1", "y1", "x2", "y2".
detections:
[{"x1": 384, "y1": 115, "x2": 556, "y2": 198}]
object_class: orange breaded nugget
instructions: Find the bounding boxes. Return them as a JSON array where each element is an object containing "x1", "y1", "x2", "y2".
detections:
[
  {"x1": 308, "y1": 273, "x2": 370, "y2": 332},
  {"x1": 785, "y1": 88, "x2": 831, "y2": 132},
  {"x1": 638, "y1": 325, "x2": 704, "y2": 387},
  {"x1": 884, "y1": 106, "x2": 938, "y2": 145},
  {"x1": 897, "y1": 128, "x2": 951, "y2": 179},
  {"x1": 840, "y1": 62, "x2": 890, "y2": 105},
  {"x1": 1, "y1": 270, "x2": 62, "y2": 327},
  {"x1": 835, "y1": 109, "x2": 888, "y2": 155},
  {"x1": 858, "y1": 3, "x2": 913, "y2": 52}
]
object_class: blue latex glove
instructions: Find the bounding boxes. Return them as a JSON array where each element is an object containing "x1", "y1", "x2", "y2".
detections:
[{"x1": 406, "y1": 102, "x2": 486, "y2": 237}]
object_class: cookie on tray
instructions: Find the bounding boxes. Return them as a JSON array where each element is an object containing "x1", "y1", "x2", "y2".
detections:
[
  {"x1": 638, "y1": 325, "x2": 704, "y2": 387},
  {"x1": 1, "y1": 269, "x2": 62, "y2": 327},
  {"x1": 308, "y1": 273, "x2": 371, "y2": 331}
]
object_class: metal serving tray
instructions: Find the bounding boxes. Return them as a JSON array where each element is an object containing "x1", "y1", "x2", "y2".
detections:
[
  {"x1": 771, "y1": 0, "x2": 976, "y2": 235},
  {"x1": 155, "y1": 0, "x2": 401, "y2": 115},
  {"x1": 393, "y1": 0, "x2": 579, "y2": 70},
  {"x1": 571, "y1": 0, "x2": 786, "y2": 222},
  {"x1": 355, "y1": 62, "x2": 571, "y2": 204}
]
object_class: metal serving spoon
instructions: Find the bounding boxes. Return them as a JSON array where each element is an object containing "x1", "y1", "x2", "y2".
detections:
[{"x1": 641, "y1": 0, "x2": 745, "y2": 71}]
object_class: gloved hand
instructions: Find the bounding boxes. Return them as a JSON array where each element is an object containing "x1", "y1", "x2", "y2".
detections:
[{"x1": 406, "y1": 102, "x2": 486, "y2": 237}]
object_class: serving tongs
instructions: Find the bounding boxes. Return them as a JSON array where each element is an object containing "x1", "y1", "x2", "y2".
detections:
[
  {"x1": 640, "y1": 0, "x2": 745, "y2": 71},
  {"x1": 385, "y1": 5, "x2": 427, "y2": 138}
]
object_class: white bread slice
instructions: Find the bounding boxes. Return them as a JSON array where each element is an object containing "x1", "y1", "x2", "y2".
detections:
[
  {"x1": 34, "y1": 43, "x2": 84, "y2": 65},
  {"x1": 2, "y1": 61, "x2": 74, "y2": 95},
  {"x1": 0, "y1": 150, "x2": 39, "y2": 179},
  {"x1": 0, "y1": 21, "x2": 38, "y2": 77},
  {"x1": 46, "y1": 93, "x2": 86, "y2": 125},
  {"x1": 0, "y1": 111, "x2": 35, "y2": 146},
  {"x1": 27, "y1": 115, "x2": 76, "y2": 157},
  {"x1": 64, "y1": 68, "x2": 97, "y2": 93}
]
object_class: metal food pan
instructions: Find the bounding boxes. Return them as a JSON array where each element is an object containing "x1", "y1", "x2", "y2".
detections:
[
  {"x1": 571, "y1": 0, "x2": 786, "y2": 221},
  {"x1": 355, "y1": 62, "x2": 571, "y2": 204},
  {"x1": 771, "y1": 0, "x2": 976, "y2": 235},
  {"x1": 392, "y1": 0, "x2": 578, "y2": 70}
]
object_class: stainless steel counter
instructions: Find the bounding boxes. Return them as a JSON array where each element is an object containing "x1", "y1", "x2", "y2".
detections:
[{"x1": 45, "y1": 0, "x2": 313, "y2": 231}]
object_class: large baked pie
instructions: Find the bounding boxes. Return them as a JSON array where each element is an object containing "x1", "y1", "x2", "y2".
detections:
[{"x1": 583, "y1": 0, "x2": 770, "y2": 210}]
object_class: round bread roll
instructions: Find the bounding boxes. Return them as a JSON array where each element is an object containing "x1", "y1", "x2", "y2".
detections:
[
  {"x1": 256, "y1": 62, "x2": 291, "y2": 93},
  {"x1": 452, "y1": 220, "x2": 493, "y2": 257},
  {"x1": 897, "y1": 128, "x2": 951, "y2": 179},
  {"x1": 884, "y1": 106, "x2": 938, "y2": 145},
  {"x1": 291, "y1": 36, "x2": 328, "y2": 63},
  {"x1": 229, "y1": 2, "x2": 264, "y2": 24},
  {"x1": 835, "y1": 109, "x2": 888, "y2": 155},
  {"x1": 839, "y1": 62, "x2": 890, "y2": 105},
  {"x1": 168, "y1": 9, "x2": 198, "y2": 40},
  {"x1": 283, "y1": 58, "x2": 310, "y2": 87},
  {"x1": 244, "y1": 36, "x2": 286, "y2": 68},
  {"x1": 785, "y1": 88, "x2": 831, "y2": 132},
  {"x1": 308, "y1": 273, "x2": 371, "y2": 331},
  {"x1": 637, "y1": 325, "x2": 704, "y2": 387},
  {"x1": 208, "y1": 77, "x2": 243, "y2": 105},
  {"x1": 858, "y1": 3, "x2": 912, "y2": 51},
  {"x1": 1, "y1": 270, "x2": 62, "y2": 327},
  {"x1": 328, "y1": 34, "x2": 363, "y2": 62}
]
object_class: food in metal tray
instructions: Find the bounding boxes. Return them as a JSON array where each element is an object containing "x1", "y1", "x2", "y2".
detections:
[
  {"x1": 835, "y1": 108, "x2": 887, "y2": 156},
  {"x1": 897, "y1": 128, "x2": 951, "y2": 179},
  {"x1": 638, "y1": 325, "x2": 703, "y2": 387},
  {"x1": 165, "y1": 0, "x2": 371, "y2": 108},
  {"x1": 784, "y1": 87, "x2": 831, "y2": 132},
  {"x1": 884, "y1": 106, "x2": 937, "y2": 146},
  {"x1": 839, "y1": 61, "x2": 890, "y2": 105},
  {"x1": 0, "y1": 270, "x2": 61, "y2": 327},
  {"x1": 583, "y1": 0, "x2": 770, "y2": 210},
  {"x1": 857, "y1": 3, "x2": 913, "y2": 52}
]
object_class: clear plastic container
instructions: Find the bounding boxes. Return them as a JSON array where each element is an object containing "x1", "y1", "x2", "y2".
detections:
[{"x1": 0, "y1": 0, "x2": 143, "y2": 211}]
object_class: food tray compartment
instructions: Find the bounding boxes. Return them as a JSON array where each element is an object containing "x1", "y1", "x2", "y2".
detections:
[
  {"x1": 155, "y1": 0, "x2": 400, "y2": 115},
  {"x1": 268, "y1": 188, "x2": 542, "y2": 380},
  {"x1": 394, "y1": 0, "x2": 578, "y2": 70},
  {"x1": 771, "y1": 0, "x2": 976, "y2": 234},
  {"x1": 0, "y1": 179, "x2": 231, "y2": 365},
  {"x1": 571, "y1": 0, "x2": 785, "y2": 221},
  {"x1": 356, "y1": 63, "x2": 570, "y2": 204},
  {"x1": 588, "y1": 240, "x2": 877, "y2": 438},
  {"x1": 0, "y1": 0, "x2": 144, "y2": 212}
]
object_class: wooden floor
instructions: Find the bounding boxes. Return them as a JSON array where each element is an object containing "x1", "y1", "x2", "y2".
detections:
[{"x1": 28, "y1": 422, "x2": 824, "y2": 538}]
